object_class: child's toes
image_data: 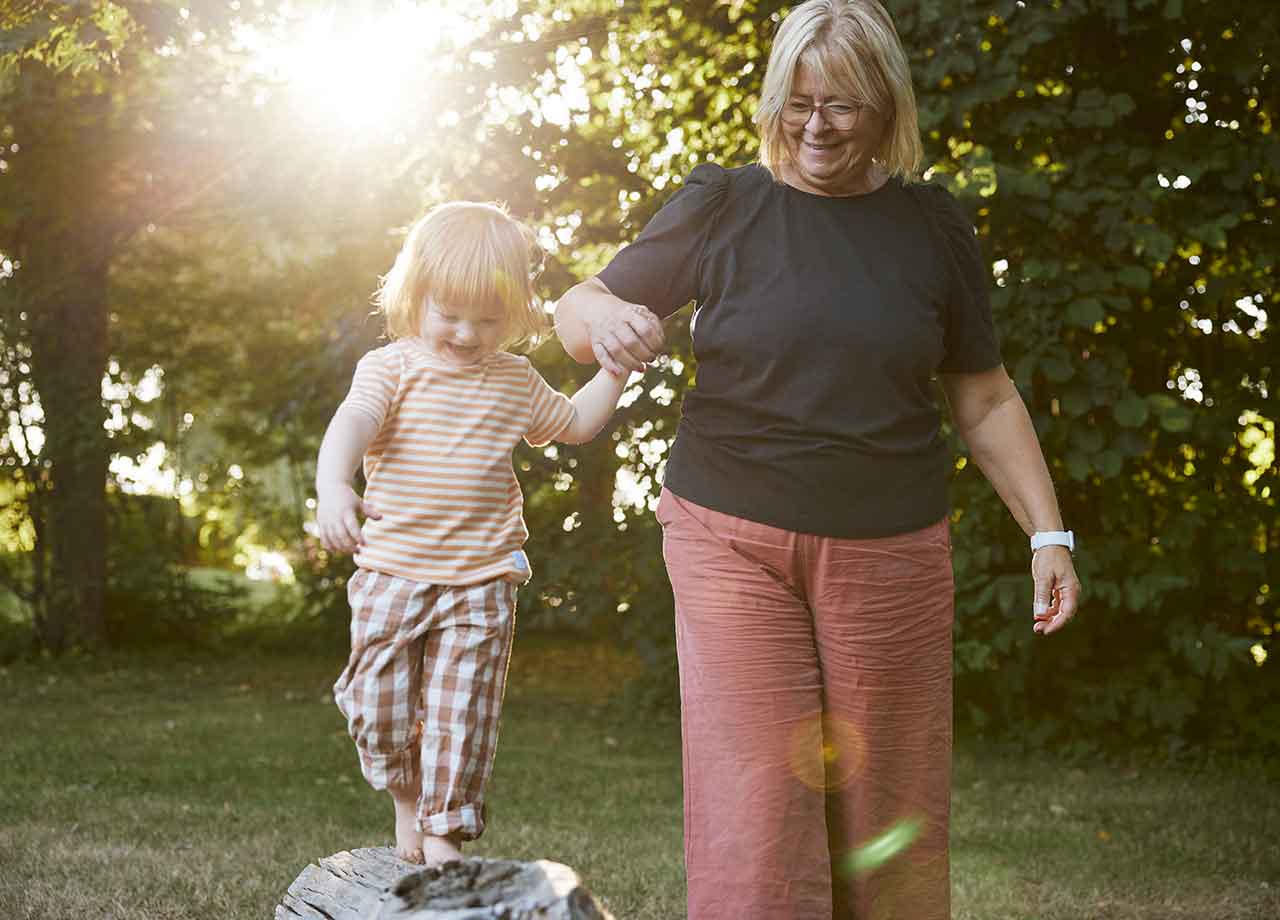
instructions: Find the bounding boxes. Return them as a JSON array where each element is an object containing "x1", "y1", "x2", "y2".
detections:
[{"x1": 394, "y1": 845, "x2": 423, "y2": 864}]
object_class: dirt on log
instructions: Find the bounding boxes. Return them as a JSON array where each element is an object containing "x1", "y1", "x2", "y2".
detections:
[{"x1": 275, "y1": 847, "x2": 616, "y2": 920}]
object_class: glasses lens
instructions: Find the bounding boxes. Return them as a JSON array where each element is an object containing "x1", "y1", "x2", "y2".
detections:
[
  {"x1": 781, "y1": 101, "x2": 862, "y2": 129},
  {"x1": 824, "y1": 105, "x2": 858, "y2": 129},
  {"x1": 782, "y1": 102, "x2": 813, "y2": 125}
]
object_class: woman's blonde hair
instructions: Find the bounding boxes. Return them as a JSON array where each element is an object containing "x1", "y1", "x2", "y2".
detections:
[
  {"x1": 755, "y1": 0, "x2": 924, "y2": 182},
  {"x1": 375, "y1": 201, "x2": 548, "y2": 351}
]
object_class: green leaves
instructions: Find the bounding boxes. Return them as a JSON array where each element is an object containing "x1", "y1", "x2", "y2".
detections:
[
  {"x1": 928, "y1": 0, "x2": 1276, "y2": 753},
  {"x1": 1065, "y1": 450, "x2": 1092, "y2": 481},
  {"x1": 1113, "y1": 394, "x2": 1150, "y2": 428},
  {"x1": 1130, "y1": 225, "x2": 1176, "y2": 262},
  {"x1": 1074, "y1": 427, "x2": 1105, "y2": 454},
  {"x1": 1147, "y1": 394, "x2": 1195, "y2": 433},
  {"x1": 1063, "y1": 442, "x2": 1123, "y2": 480},
  {"x1": 1069, "y1": 90, "x2": 1136, "y2": 127},
  {"x1": 1065, "y1": 297, "x2": 1106, "y2": 328},
  {"x1": 1115, "y1": 265, "x2": 1152, "y2": 291},
  {"x1": 2, "y1": 0, "x2": 1271, "y2": 753},
  {"x1": 1041, "y1": 353, "x2": 1075, "y2": 382},
  {"x1": 1095, "y1": 449, "x2": 1123, "y2": 477},
  {"x1": 1060, "y1": 384, "x2": 1092, "y2": 416}
]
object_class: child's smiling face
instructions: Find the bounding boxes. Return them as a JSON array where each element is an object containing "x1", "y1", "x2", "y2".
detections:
[{"x1": 421, "y1": 297, "x2": 507, "y2": 365}]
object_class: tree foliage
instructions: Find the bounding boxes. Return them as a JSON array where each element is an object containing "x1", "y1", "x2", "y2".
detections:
[
  {"x1": 901, "y1": 0, "x2": 1279, "y2": 752},
  {"x1": 497, "y1": 0, "x2": 1280, "y2": 751},
  {"x1": 0, "y1": 0, "x2": 1275, "y2": 751}
]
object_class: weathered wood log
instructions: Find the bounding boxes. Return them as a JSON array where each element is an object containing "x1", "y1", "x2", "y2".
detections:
[{"x1": 275, "y1": 847, "x2": 616, "y2": 920}]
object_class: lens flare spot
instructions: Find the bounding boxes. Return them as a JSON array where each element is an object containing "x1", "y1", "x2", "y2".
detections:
[
  {"x1": 840, "y1": 817, "x2": 925, "y2": 876},
  {"x1": 788, "y1": 713, "x2": 864, "y2": 791}
]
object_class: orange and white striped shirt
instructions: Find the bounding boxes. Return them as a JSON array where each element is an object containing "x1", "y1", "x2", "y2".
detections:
[{"x1": 339, "y1": 338, "x2": 576, "y2": 586}]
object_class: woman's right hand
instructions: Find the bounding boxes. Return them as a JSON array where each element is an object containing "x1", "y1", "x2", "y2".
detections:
[
  {"x1": 587, "y1": 300, "x2": 666, "y2": 375},
  {"x1": 315, "y1": 484, "x2": 382, "y2": 555}
]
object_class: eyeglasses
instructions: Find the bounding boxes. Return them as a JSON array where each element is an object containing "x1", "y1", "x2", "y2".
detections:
[{"x1": 780, "y1": 98, "x2": 871, "y2": 130}]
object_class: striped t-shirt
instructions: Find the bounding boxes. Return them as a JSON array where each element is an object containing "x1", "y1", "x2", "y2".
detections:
[{"x1": 339, "y1": 338, "x2": 576, "y2": 586}]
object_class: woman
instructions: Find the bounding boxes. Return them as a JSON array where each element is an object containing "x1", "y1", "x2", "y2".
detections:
[{"x1": 556, "y1": 1, "x2": 1081, "y2": 917}]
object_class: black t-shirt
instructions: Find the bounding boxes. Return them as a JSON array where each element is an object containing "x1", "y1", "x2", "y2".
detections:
[{"x1": 599, "y1": 162, "x2": 1002, "y2": 539}]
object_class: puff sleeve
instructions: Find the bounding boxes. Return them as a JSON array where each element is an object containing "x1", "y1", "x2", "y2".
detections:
[
  {"x1": 920, "y1": 185, "x2": 1003, "y2": 374},
  {"x1": 597, "y1": 162, "x2": 730, "y2": 318}
]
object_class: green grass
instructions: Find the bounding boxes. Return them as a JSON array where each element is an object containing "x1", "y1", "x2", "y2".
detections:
[{"x1": 2, "y1": 637, "x2": 1277, "y2": 919}]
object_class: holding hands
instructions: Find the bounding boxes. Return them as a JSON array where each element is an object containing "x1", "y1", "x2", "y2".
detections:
[{"x1": 586, "y1": 298, "x2": 665, "y2": 375}]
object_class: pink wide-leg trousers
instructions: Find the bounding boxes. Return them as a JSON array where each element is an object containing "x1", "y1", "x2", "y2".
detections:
[{"x1": 657, "y1": 489, "x2": 954, "y2": 920}]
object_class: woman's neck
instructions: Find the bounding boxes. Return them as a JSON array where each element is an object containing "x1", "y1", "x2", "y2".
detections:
[{"x1": 781, "y1": 161, "x2": 889, "y2": 198}]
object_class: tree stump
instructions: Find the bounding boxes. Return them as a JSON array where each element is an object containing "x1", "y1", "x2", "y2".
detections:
[{"x1": 275, "y1": 847, "x2": 616, "y2": 920}]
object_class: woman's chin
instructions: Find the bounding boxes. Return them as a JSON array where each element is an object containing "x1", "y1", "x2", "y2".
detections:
[
  {"x1": 789, "y1": 151, "x2": 880, "y2": 196},
  {"x1": 801, "y1": 161, "x2": 842, "y2": 183}
]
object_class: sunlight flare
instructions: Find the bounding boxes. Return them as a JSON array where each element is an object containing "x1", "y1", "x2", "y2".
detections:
[
  {"x1": 236, "y1": 2, "x2": 489, "y2": 131},
  {"x1": 788, "y1": 713, "x2": 866, "y2": 792},
  {"x1": 839, "y1": 817, "x2": 925, "y2": 877}
]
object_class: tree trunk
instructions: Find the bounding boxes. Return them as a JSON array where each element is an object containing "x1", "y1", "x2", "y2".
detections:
[
  {"x1": 276, "y1": 848, "x2": 615, "y2": 920},
  {"x1": 11, "y1": 65, "x2": 116, "y2": 652},
  {"x1": 24, "y1": 230, "x2": 111, "y2": 651}
]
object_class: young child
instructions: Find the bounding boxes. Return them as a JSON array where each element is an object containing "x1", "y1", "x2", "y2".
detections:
[{"x1": 313, "y1": 201, "x2": 631, "y2": 866}]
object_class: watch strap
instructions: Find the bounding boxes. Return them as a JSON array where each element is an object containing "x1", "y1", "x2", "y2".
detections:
[{"x1": 1030, "y1": 530, "x2": 1075, "y2": 552}]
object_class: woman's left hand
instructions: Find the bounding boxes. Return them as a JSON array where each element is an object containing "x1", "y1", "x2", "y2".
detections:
[{"x1": 1031, "y1": 546, "x2": 1081, "y2": 635}]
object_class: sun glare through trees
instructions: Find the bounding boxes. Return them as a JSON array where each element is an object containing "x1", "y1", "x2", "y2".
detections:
[{"x1": 231, "y1": 1, "x2": 490, "y2": 134}]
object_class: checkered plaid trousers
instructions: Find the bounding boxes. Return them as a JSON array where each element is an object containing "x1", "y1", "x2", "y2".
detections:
[{"x1": 333, "y1": 568, "x2": 517, "y2": 840}]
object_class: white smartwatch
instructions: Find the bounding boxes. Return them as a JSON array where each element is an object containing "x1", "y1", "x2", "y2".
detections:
[{"x1": 1030, "y1": 530, "x2": 1074, "y2": 553}]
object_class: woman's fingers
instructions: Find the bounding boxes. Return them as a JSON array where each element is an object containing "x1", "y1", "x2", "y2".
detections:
[
  {"x1": 1041, "y1": 581, "x2": 1080, "y2": 635},
  {"x1": 1031, "y1": 549, "x2": 1082, "y2": 636},
  {"x1": 606, "y1": 326, "x2": 651, "y2": 369},
  {"x1": 590, "y1": 306, "x2": 665, "y2": 372},
  {"x1": 597, "y1": 329, "x2": 648, "y2": 372},
  {"x1": 1031, "y1": 576, "x2": 1055, "y2": 635},
  {"x1": 624, "y1": 307, "x2": 666, "y2": 355}
]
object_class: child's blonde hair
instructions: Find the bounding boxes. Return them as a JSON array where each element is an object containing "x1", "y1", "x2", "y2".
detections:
[{"x1": 376, "y1": 201, "x2": 548, "y2": 351}]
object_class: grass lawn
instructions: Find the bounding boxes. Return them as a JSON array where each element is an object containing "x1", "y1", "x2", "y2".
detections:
[{"x1": 1, "y1": 634, "x2": 1277, "y2": 920}]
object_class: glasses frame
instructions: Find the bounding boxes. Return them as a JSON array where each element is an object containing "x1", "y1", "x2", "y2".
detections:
[{"x1": 779, "y1": 97, "x2": 872, "y2": 131}]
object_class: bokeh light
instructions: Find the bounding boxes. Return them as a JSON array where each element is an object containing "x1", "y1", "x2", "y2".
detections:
[
  {"x1": 838, "y1": 816, "x2": 925, "y2": 877},
  {"x1": 787, "y1": 712, "x2": 865, "y2": 792}
]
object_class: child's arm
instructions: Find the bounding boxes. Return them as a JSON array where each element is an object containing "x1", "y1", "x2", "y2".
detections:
[
  {"x1": 556, "y1": 367, "x2": 632, "y2": 445},
  {"x1": 314, "y1": 408, "x2": 384, "y2": 554}
]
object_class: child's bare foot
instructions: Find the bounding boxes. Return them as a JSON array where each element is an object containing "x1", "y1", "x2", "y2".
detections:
[
  {"x1": 389, "y1": 787, "x2": 424, "y2": 864},
  {"x1": 420, "y1": 831, "x2": 463, "y2": 868}
]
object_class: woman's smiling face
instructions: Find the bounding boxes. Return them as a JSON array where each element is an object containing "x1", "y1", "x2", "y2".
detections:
[{"x1": 781, "y1": 61, "x2": 888, "y2": 197}]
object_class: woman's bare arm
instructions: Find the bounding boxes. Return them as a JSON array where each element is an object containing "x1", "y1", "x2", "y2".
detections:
[
  {"x1": 555, "y1": 276, "x2": 666, "y2": 373},
  {"x1": 940, "y1": 366, "x2": 1082, "y2": 636}
]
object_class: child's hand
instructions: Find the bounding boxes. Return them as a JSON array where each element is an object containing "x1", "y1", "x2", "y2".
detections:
[{"x1": 315, "y1": 484, "x2": 382, "y2": 555}]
